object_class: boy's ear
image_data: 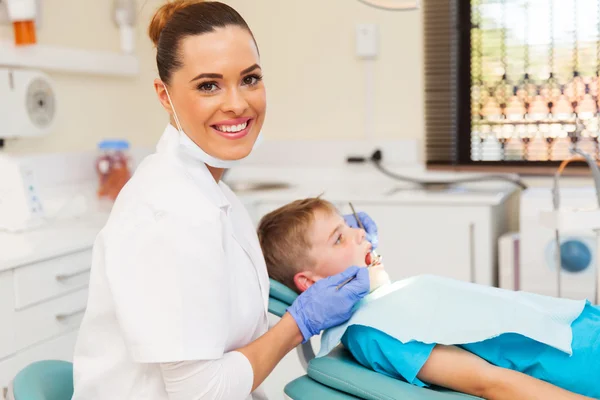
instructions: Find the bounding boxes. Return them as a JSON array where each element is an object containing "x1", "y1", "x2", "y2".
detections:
[{"x1": 293, "y1": 271, "x2": 317, "y2": 293}]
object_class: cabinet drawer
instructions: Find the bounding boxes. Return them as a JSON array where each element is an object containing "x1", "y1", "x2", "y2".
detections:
[
  {"x1": 14, "y1": 289, "x2": 87, "y2": 351},
  {"x1": 13, "y1": 249, "x2": 92, "y2": 309},
  {"x1": 0, "y1": 271, "x2": 15, "y2": 360},
  {"x1": 0, "y1": 330, "x2": 79, "y2": 393},
  {"x1": 0, "y1": 355, "x2": 17, "y2": 396}
]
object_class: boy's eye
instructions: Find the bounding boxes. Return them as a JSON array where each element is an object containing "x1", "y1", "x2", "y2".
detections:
[{"x1": 335, "y1": 234, "x2": 342, "y2": 245}]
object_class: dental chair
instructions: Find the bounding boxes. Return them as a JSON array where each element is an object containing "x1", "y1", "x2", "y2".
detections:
[{"x1": 268, "y1": 279, "x2": 480, "y2": 400}]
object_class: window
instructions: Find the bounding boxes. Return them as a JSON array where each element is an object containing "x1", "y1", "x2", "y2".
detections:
[{"x1": 425, "y1": 0, "x2": 600, "y2": 169}]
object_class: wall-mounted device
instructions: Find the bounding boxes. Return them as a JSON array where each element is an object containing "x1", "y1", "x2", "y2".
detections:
[
  {"x1": 0, "y1": 68, "x2": 56, "y2": 140},
  {"x1": 0, "y1": 154, "x2": 45, "y2": 232},
  {"x1": 112, "y1": 0, "x2": 136, "y2": 54}
]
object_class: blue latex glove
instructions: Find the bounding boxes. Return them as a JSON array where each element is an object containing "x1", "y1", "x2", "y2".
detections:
[
  {"x1": 287, "y1": 266, "x2": 370, "y2": 342},
  {"x1": 343, "y1": 211, "x2": 379, "y2": 249}
]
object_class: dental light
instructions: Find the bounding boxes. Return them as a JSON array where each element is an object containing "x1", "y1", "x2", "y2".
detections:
[{"x1": 357, "y1": 0, "x2": 419, "y2": 10}]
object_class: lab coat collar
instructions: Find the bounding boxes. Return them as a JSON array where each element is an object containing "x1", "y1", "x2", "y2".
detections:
[{"x1": 157, "y1": 124, "x2": 230, "y2": 210}]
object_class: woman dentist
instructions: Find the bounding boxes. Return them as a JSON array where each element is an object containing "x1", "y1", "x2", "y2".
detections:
[{"x1": 72, "y1": 1, "x2": 375, "y2": 399}]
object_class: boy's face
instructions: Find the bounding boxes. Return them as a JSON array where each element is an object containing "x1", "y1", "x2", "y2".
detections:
[{"x1": 297, "y1": 208, "x2": 373, "y2": 284}]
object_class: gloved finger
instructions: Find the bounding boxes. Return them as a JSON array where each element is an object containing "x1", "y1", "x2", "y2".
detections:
[
  {"x1": 357, "y1": 212, "x2": 378, "y2": 237},
  {"x1": 340, "y1": 267, "x2": 370, "y2": 297},
  {"x1": 366, "y1": 233, "x2": 379, "y2": 249},
  {"x1": 329, "y1": 265, "x2": 361, "y2": 285},
  {"x1": 343, "y1": 214, "x2": 360, "y2": 229}
]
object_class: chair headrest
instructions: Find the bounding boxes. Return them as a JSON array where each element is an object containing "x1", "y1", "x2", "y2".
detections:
[{"x1": 269, "y1": 278, "x2": 298, "y2": 306}]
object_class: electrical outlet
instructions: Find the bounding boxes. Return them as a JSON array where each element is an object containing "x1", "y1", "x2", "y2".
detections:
[
  {"x1": 355, "y1": 23, "x2": 378, "y2": 59},
  {"x1": 0, "y1": 0, "x2": 43, "y2": 27}
]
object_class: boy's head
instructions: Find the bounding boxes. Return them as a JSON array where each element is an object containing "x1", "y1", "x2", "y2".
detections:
[{"x1": 257, "y1": 197, "x2": 381, "y2": 293}]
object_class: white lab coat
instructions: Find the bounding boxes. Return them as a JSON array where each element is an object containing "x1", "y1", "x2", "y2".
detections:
[{"x1": 72, "y1": 124, "x2": 270, "y2": 400}]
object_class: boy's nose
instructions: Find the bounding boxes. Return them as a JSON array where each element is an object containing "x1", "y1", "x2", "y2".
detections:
[{"x1": 355, "y1": 228, "x2": 366, "y2": 243}]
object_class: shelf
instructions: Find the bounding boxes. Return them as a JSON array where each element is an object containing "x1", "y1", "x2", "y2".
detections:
[{"x1": 0, "y1": 41, "x2": 139, "y2": 77}]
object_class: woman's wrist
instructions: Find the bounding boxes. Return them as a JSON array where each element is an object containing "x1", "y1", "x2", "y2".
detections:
[{"x1": 281, "y1": 312, "x2": 304, "y2": 347}]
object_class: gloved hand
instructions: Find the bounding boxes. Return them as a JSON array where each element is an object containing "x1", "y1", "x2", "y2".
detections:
[
  {"x1": 287, "y1": 266, "x2": 370, "y2": 343},
  {"x1": 343, "y1": 211, "x2": 379, "y2": 249}
]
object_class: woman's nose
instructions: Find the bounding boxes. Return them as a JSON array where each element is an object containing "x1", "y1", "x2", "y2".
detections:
[{"x1": 222, "y1": 88, "x2": 249, "y2": 115}]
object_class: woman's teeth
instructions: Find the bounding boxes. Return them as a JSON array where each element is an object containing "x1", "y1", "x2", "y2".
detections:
[{"x1": 214, "y1": 121, "x2": 248, "y2": 133}]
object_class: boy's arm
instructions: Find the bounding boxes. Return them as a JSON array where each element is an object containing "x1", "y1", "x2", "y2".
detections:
[{"x1": 417, "y1": 345, "x2": 593, "y2": 400}]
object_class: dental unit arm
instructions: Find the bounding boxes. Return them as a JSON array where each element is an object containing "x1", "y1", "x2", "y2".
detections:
[{"x1": 541, "y1": 118, "x2": 600, "y2": 305}]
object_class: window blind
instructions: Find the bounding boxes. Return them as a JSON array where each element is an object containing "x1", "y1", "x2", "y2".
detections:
[{"x1": 424, "y1": 0, "x2": 465, "y2": 166}]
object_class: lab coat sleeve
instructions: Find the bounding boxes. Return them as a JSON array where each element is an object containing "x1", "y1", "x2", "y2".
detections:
[
  {"x1": 105, "y1": 208, "x2": 229, "y2": 363},
  {"x1": 341, "y1": 325, "x2": 435, "y2": 387},
  {"x1": 159, "y1": 351, "x2": 253, "y2": 400}
]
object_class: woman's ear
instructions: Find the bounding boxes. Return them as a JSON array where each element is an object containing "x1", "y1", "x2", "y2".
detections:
[
  {"x1": 153, "y1": 78, "x2": 173, "y2": 113},
  {"x1": 293, "y1": 271, "x2": 317, "y2": 293}
]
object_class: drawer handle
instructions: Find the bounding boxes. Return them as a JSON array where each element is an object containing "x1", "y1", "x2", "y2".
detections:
[
  {"x1": 55, "y1": 268, "x2": 91, "y2": 282},
  {"x1": 55, "y1": 308, "x2": 86, "y2": 322}
]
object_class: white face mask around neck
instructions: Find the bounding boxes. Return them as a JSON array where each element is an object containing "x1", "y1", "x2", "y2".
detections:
[{"x1": 162, "y1": 84, "x2": 263, "y2": 169}]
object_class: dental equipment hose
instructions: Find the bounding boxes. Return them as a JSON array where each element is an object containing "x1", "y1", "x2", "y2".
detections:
[
  {"x1": 358, "y1": 150, "x2": 529, "y2": 190},
  {"x1": 552, "y1": 151, "x2": 600, "y2": 303}
]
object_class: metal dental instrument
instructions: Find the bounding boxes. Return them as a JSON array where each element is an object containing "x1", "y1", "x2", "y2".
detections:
[
  {"x1": 336, "y1": 203, "x2": 382, "y2": 290},
  {"x1": 348, "y1": 202, "x2": 380, "y2": 259}
]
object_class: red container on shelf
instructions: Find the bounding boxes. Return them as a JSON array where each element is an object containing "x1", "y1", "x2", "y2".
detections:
[{"x1": 96, "y1": 139, "x2": 131, "y2": 201}]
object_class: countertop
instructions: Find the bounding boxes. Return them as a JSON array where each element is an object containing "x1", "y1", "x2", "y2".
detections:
[
  {"x1": 224, "y1": 165, "x2": 519, "y2": 206},
  {"x1": 0, "y1": 165, "x2": 518, "y2": 273}
]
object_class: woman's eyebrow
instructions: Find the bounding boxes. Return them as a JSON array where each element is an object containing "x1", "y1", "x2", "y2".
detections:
[
  {"x1": 190, "y1": 72, "x2": 222, "y2": 82},
  {"x1": 240, "y1": 63, "x2": 260, "y2": 75},
  {"x1": 189, "y1": 64, "x2": 261, "y2": 83}
]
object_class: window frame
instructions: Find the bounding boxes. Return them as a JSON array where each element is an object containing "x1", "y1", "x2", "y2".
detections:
[{"x1": 426, "y1": 0, "x2": 592, "y2": 172}]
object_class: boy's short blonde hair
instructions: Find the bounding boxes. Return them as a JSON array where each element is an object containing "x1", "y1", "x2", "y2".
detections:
[{"x1": 257, "y1": 198, "x2": 338, "y2": 293}]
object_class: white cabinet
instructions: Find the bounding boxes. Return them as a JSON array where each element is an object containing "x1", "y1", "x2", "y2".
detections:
[
  {"x1": 0, "y1": 248, "x2": 92, "y2": 398},
  {"x1": 14, "y1": 288, "x2": 87, "y2": 352},
  {"x1": 13, "y1": 250, "x2": 91, "y2": 309}
]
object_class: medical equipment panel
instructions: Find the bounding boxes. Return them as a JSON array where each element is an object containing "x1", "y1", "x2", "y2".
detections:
[
  {"x1": 0, "y1": 155, "x2": 45, "y2": 232},
  {"x1": 518, "y1": 188, "x2": 597, "y2": 301},
  {"x1": 0, "y1": 68, "x2": 55, "y2": 139}
]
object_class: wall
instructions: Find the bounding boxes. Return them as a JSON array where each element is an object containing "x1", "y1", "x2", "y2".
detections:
[{"x1": 1, "y1": 0, "x2": 424, "y2": 154}]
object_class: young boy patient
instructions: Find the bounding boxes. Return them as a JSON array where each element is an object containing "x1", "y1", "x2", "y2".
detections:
[{"x1": 257, "y1": 198, "x2": 600, "y2": 400}]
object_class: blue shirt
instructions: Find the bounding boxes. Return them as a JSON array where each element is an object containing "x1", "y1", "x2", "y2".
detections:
[{"x1": 341, "y1": 303, "x2": 600, "y2": 398}]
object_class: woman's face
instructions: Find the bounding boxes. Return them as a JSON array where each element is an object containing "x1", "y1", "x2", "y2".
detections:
[{"x1": 155, "y1": 26, "x2": 266, "y2": 161}]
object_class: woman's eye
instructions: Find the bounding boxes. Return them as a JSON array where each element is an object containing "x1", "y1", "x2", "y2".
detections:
[
  {"x1": 197, "y1": 82, "x2": 218, "y2": 92},
  {"x1": 243, "y1": 74, "x2": 263, "y2": 86}
]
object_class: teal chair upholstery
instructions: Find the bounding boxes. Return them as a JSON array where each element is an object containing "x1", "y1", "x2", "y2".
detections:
[
  {"x1": 268, "y1": 279, "x2": 481, "y2": 400},
  {"x1": 11, "y1": 360, "x2": 73, "y2": 400}
]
